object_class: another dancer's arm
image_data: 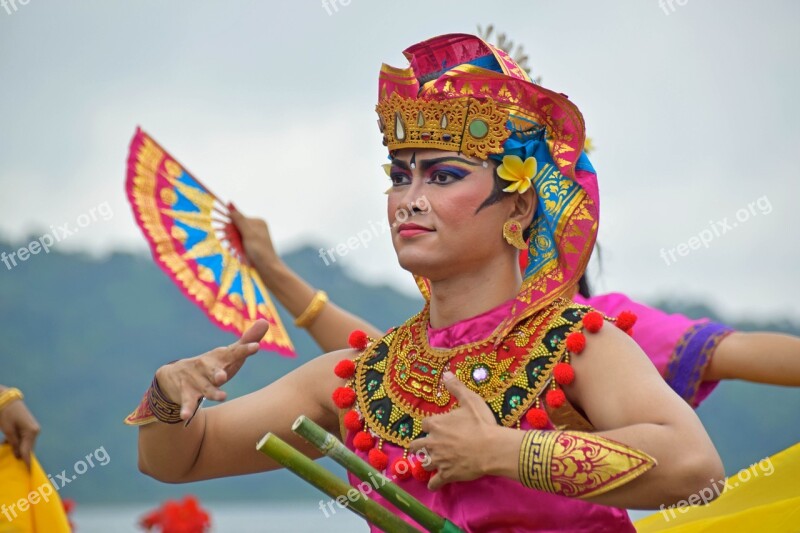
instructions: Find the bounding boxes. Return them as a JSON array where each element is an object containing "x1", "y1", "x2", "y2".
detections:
[
  {"x1": 705, "y1": 332, "x2": 800, "y2": 386},
  {"x1": 0, "y1": 385, "x2": 40, "y2": 467},
  {"x1": 230, "y1": 208, "x2": 383, "y2": 351}
]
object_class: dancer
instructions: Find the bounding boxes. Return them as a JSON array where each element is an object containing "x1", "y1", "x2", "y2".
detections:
[
  {"x1": 230, "y1": 214, "x2": 800, "y2": 409},
  {"x1": 129, "y1": 33, "x2": 723, "y2": 531}
]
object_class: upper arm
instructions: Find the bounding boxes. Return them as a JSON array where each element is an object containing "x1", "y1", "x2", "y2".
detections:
[
  {"x1": 566, "y1": 324, "x2": 713, "y2": 448},
  {"x1": 182, "y1": 349, "x2": 353, "y2": 482},
  {"x1": 564, "y1": 324, "x2": 724, "y2": 507}
]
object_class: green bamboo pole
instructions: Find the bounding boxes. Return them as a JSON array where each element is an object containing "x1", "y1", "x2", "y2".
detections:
[
  {"x1": 256, "y1": 432, "x2": 422, "y2": 533},
  {"x1": 292, "y1": 415, "x2": 465, "y2": 533}
]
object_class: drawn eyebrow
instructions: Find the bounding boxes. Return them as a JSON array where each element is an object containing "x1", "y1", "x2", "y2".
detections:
[
  {"x1": 420, "y1": 156, "x2": 479, "y2": 171},
  {"x1": 390, "y1": 158, "x2": 411, "y2": 171}
]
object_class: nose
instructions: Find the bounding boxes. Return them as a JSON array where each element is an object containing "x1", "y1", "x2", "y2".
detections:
[{"x1": 395, "y1": 175, "x2": 428, "y2": 218}]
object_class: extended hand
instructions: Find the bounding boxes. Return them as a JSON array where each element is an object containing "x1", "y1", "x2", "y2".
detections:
[
  {"x1": 0, "y1": 394, "x2": 41, "y2": 468},
  {"x1": 408, "y1": 371, "x2": 504, "y2": 491},
  {"x1": 155, "y1": 320, "x2": 270, "y2": 421}
]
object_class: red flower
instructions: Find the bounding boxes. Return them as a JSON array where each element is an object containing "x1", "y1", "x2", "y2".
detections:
[
  {"x1": 348, "y1": 330, "x2": 369, "y2": 350},
  {"x1": 139, "y1": 495, "x2": 211, "y2": 533},
  {"x1": 332, "y1": 387, "x2": 356, "y2": 409},
  {"x1": 334, "y1": 359, "x2": 356, "y2": 379},
  {"x1": 583, "y1": 311, "x2": 604, "y2": 333},
  {"x1": 62, "y1": 498, "x2": 76, "y2": 531}
]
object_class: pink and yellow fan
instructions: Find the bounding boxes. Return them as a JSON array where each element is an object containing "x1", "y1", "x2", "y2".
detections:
[{"x1": 125, "y1": 128, "x2": 295, "y2": 357}]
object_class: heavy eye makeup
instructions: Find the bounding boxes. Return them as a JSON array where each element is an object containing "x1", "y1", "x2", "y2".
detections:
[
  {"x1": 388, "y1": 158, "x2": 474, "y2": 187},
  {"x1": 425, "y1": 164, "x2": 471, "y2": 185}
]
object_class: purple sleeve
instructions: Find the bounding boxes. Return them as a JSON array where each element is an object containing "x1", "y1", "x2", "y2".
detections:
[{"x1": 663, "y1": 322, "x2": 735, "y2": 407}]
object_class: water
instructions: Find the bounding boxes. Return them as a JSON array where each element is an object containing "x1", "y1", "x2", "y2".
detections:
[
  {"x1": 72, "y1": 504, "x2": 656, "y2": 532},
  {"x1": 72, "y1": 503, "x2": 368, "y2": 532}
]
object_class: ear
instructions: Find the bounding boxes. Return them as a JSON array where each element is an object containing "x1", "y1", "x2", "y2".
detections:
[{"x1": 507, "y1": 188, "x2": 537, "y2": 229}]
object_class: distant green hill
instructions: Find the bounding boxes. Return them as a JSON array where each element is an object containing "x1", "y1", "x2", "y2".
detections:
[{"x1": 0, "y1": 237, "x2": 797, "y2": 507}]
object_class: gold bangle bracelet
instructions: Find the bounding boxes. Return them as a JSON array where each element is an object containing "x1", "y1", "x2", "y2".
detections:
[
  {"x1": 295, "y1": 290, "x2": 329, "y2": 328},
  {"x1": 0, "y1": 388, "x2": 24, "y2": 411}
]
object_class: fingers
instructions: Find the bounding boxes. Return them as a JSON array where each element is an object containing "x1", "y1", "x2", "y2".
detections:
[
  {"x1": 407, "y1": 436, "x2": 428, "y2": 456},
  {"x1": 428, "y1": 470, "x2": 447, "y2": 492},
  {"x1": 239, "y1": 319, "x2": 270, "y2": 347},
  {"x1": 441, "y1": 371, "x2": 477, "y2": 404},
  {"x1": 19, "y1": 428, "x2": 37, "y2": 469},
  {"x1": 228, "y1": 205, "x2": 244, "y2": 224},
  {"x1": 5, "y1": 430, "x2": 21, "y2": 460}
]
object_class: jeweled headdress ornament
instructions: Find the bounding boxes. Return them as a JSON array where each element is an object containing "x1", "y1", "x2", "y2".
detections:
[{"x1": 377, "y1": 34, "x2": 600, "y2": 337}]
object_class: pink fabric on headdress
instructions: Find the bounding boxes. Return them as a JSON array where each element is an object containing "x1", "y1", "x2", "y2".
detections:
[
  {"x1": 346, "y1": 304, "x2": 635, "y2": 532},
  {"x1": 574, "y1": 292, "x2": 734, "y2": 407}
]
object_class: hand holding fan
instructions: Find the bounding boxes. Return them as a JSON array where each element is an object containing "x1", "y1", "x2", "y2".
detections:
[{"x1": 125, "y1": 128, "x2": 295, "y2": 357}]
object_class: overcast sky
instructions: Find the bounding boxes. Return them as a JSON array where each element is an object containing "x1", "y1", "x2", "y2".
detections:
[{"x1": 1, "y1": 0, "x2": 798, "y2": 321}]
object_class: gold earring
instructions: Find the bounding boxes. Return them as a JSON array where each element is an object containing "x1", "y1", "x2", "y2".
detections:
[{"x1": 503, "y1": 220, "x2": 527, "y2": 250}]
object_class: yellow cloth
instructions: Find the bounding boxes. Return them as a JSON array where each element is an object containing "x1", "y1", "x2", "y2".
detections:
[
  {"x1": 0, "y1": 444, "x2": 71, "y2": 532},
  {"x1": 635, "y1": 443, "x2": 800, "y2": 532}
]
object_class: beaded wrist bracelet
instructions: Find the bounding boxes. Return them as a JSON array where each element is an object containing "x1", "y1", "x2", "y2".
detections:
[{"x1": 147, "y1": 376, "x2": 183, "y2": 425}]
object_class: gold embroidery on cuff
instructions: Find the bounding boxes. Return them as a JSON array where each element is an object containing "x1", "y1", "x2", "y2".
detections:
[{"x1": 519, "y1": 430, "x2": 657, "y2": 498}]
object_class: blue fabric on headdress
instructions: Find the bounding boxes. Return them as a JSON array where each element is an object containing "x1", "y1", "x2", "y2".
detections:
[{"x1": 489, "y1": 124, "x2": 592, "y2": 280}]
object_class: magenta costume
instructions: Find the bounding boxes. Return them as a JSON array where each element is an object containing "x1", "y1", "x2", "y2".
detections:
[
  {"x1": 574, "y1": 293, "x2": 734, "y2": 407},
  {"x1": 333, "y1": 32, "x2": 655, "y2": 532},
  {"x1": 345, "y1": 299, "x2": 636, "y2": 533}
]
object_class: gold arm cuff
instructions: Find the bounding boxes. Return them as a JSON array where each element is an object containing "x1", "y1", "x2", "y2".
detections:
[
  {"x1": 294, "y1": 290, "x2": 329, "y2": 328},
  {"x1": 0, "y1": 388, "x2": 23, "y2": 411},
  {"x1": 519, "y1": 430, "x2": 657, "y2": 499}
]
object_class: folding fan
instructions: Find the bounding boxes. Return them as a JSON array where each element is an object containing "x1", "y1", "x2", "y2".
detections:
[{"x1": 125, "y1": 128, "x2": 295, "y2": 356}]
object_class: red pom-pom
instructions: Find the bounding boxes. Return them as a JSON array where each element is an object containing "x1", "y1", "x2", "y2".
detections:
[
  {"x1": 332, "y1": 387, "x2": 356, "y2": 409},
  {"x1": 343, "y1": 410, "x2": 362, "y2": 432},
  {"x1": 353, "y1": 431, "x2": 374, "y2": 451},
  {"x1": 583, "y1": 311, "x2": 604, "y2": 333},
  {"x1": 626, "y1": 327, "x2": 634, "y2": 336},
  {"x1": 525, "y1": 408, "x2": 549, "y2": 429},
  {"x1": 546, "y1": 388, "x2": 566, "y2": 409},
  {"x1": 553, "y1": 362, "x2": 575, "y2": 386},
  {"x1": 410, "y1": 461, "x2": 432, "y2": 482},
  {"x1": 334, "y1": 359, "x2": 356, "y2": 379},
  {"x1": 616, "y1": 311, "x2": 637, "y2": 331},
  {"x1": 565, "y1": 332, "x2": 586, "y2": 354},
  {"x1": 348, "y1": 330, "x2": 369, "y2": 350},
  {"x1": 368, "y1": 448, "x2": 389, "y2": 471},
  {"x1": 390, "y1": 458, "x2": 412, "y2": 480}
]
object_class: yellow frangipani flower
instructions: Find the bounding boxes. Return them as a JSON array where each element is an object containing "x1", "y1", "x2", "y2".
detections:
[{"x1": 497, "y1": 155, "x2": 536, "y2": 194}]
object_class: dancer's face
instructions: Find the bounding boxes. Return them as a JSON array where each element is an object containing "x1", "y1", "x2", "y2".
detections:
[{"x1": 386, "y1": 149, "x2": 518, "y2": 281}]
